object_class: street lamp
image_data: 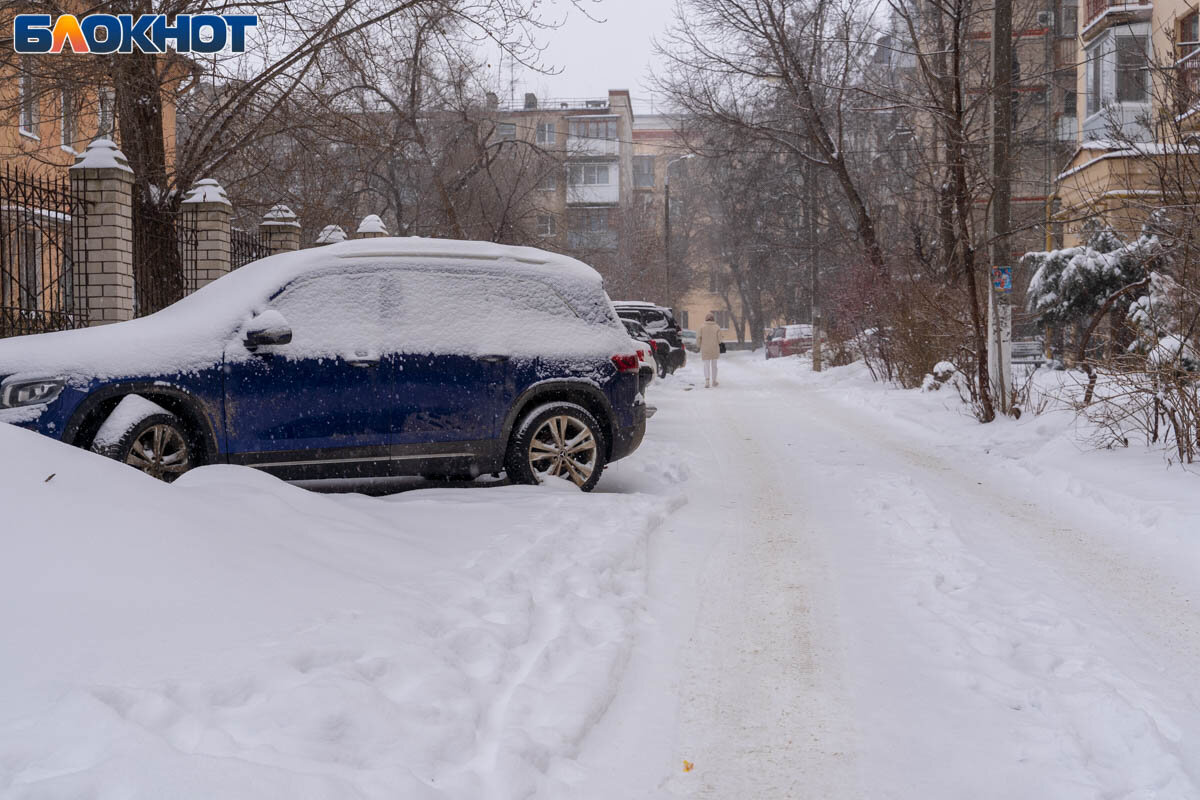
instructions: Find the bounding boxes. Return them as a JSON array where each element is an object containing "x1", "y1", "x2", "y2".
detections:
[{"x1": 663, "y1": 153, "x2": 695, "y2": 308}]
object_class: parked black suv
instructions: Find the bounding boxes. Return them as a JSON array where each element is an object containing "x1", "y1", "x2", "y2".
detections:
[{"x1": 613, "y1": 302, "x2": 686, "y2": 373}]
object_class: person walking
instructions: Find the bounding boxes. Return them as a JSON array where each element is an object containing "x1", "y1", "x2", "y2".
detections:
[{"x1": 697, "y1": 312, "x2": 722, "y2": 388}]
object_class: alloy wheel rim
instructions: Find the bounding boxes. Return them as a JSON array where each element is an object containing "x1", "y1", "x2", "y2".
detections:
[
  {"x1": 126, "y1": 424, "x2": 191, "y2": 480},
  {"x1": 528, "y1": 415, "x2": 597, "y2": 487}
]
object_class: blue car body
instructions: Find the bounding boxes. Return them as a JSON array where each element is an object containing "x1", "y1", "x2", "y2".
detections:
[{"x1": 0, "y1": 239, "x2": 645, "y2": 483}]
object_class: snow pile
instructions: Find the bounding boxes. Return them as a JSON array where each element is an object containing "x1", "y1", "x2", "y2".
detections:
[{"x1": 0, "y1": 423, "x2": 670, "y2": 799}]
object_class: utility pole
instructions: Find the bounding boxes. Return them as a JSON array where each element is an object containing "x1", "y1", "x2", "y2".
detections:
[
  {"x1": 806, "y1": 151, "x2": 822, "y2": 372},
  {"x1": 664, "y1": 174, "x2": 672, "y2": 305},
  {"x1": 989, "y1": 0, "x2": 1014, "y2": 414}
]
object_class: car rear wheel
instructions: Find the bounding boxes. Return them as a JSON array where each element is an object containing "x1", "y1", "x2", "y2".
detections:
[
  {"x1": 506, "y1": 403, "x2": 606, "y2": 492},
  {"x1": 92, "y1": 400, "x2": 194, "y2": 482}
]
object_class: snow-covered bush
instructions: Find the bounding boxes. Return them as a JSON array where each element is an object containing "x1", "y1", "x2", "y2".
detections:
[{"x1": 1022, "y1": 220, "x2": 1155, "y2": 335}]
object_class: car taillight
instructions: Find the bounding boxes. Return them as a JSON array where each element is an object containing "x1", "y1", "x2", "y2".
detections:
[
  {"x1": 637, "y1": 349, "x2": 646, "y2": 362},
  {"x1": 612, "y1": 354, "x2": 640, "y2": 373},
  {"x1": 648, "y1": 340, "x2": 658, "y2": 353}
]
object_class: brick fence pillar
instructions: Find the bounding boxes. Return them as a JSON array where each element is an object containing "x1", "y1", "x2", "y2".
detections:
[
  {"x1": 182, "y1": 178, "x2": 231, "y2": 287},
  {"x1": 69, "y1": 138, "x2": 134, "y2": 326},
  {"x1": 260, "y1": 204, "x2": 301, "y2": 253},
  {"x1": 356, "y1": 214, "x2": 388, "y2": 239}
]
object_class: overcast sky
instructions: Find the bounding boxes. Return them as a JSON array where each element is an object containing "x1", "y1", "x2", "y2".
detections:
[{"x1": 490, "y1": 0, "x2": 677, "y2": 109}]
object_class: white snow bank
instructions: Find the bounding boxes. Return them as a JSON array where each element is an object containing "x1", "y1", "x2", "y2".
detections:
[{"x1": 0, "y1": 423, "x2": 670, "y2": 799}]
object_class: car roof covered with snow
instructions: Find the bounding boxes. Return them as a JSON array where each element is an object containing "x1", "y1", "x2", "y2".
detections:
[
  {"x1": 611, "y1": 300, "x2": 668, "y2": 310},
  {"x1": 0, "y1": 238, "x2": 624, "y2": 381}
]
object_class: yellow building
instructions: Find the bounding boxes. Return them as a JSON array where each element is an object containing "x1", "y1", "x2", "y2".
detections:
[{"x1": 1056, "y1": 0, "x2": 1200, "y2": 243}]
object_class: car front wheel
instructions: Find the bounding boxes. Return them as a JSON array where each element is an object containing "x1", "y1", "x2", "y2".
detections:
[
  {"x1": 92, "y1": 398, "x2": 194, "y2": 482},
  {"x1": 506, "y1": 402, "x2": 606, "y2": 491}
]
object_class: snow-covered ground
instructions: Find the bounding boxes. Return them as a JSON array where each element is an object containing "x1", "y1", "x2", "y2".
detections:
[
  {"x1": 4, "y1": 351, "x2": 1200, "y2": 798},
  {"x1": 0, "y1": 424, "x2": 676, "y2": 799},
  {"x1": 579, "y1": 353, "x2": 1200, "y2": 799}
]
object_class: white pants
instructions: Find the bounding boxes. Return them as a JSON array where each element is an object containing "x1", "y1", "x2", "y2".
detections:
[{"x1": 703, "y1": 358, "x2": 718, "y2": 382}]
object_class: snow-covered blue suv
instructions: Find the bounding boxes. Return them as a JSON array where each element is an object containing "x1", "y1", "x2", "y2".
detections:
[{"x1": 0, "y1": 239, "x2": 645, "y2": 491}]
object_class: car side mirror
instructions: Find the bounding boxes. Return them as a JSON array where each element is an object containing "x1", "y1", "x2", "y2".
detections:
[{"x1": 244, "y1": 310, "x2": 292, "y2": 351}]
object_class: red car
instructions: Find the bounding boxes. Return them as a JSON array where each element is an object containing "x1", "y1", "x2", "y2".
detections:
[{"x1": 765, "y1": 324, "x2": 813, "y2": 359}]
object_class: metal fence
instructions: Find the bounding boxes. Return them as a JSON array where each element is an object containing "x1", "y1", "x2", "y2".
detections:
[
  {"x1": 132, "y1": 187, "x2": 198, "y2": 317},
  {"x1": 0, "y1": 163, "x2": 89, "y2": 338},
  {"x1": 231, "y1": 227, "x2": 271, "y2": 269}
]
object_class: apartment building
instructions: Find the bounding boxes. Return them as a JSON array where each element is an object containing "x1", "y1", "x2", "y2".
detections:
[
  {"x1": 490, "y1": 90, "x2": 752, "y2": 339},
  {"x1": 490, "y1": 89, "x2": 634, "y2": 255},
  {"x1": 1055, "y1": 0, "x2": 1200, "y2": 244}
]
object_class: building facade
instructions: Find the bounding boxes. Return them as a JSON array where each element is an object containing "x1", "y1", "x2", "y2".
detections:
[{"x1": 1056, "y1": 0, "x2": 1200, "y2": 244}]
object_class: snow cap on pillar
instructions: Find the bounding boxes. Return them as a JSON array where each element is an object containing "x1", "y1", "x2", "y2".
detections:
[
  {"x1": 70, "y1": 138, "x2": 133, "y2": 172},
  {"x1": 356, "y1": 214, "x2": 388, "y2": 237},
  {"x1": 261, "y1": 203, "x2": 300, "y2": 227},
  {"x1": 182, "y1": 178, "x2": 231, "y2": 206},
  {"x1": 316, "y1": 224, "x2": 347, "y2": 245}
]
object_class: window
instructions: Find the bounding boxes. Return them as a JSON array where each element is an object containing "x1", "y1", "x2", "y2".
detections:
[
  {"x1": 1060, "y1": 3, "x2": 1078, "y2": 37},
  {"x1": 61, "y1": 90, "x2": 76, "y2": 151},
  {"x1": 568, "y1": 118, "x2": 617, "y2": 140},
  {"x1": 1087, "y1": 39, "x2": 1103, "y2": 115},
  {"x1": 568, "y1": 207, "x2": 616, "y2": 249},
  {"x1": 537, "y1": 170, "x2": 558, "y2": 191},
  {"x1": 497, "y1": 122, "x2": 517, "y2": 141},
  {"x1": 98, "y1": 87, "x2": 115, "y2": 137},
  {"x1": 568, "y1": 163, "x2": 612, "y2": 186},
  {"x1": 1064, "y1": 90, "x2": 1078, "y2": 116},
  {"x1": 536, "y1": 122, "x2": 555, "y2": 146},
  {"x1": 1116, "y1": 35, "x2": 1148, "y2": 102},
  {"x1": 19, "y1": 60, "x2": 37, "y2": 137},
  {"x1": 537, "y1": 213, "x2": 557, "y2": 237},
  {"x1": 633, "y1": 155, "x2": 655, "y2": 188},
  {"x1": 1183, "y1": 12, "x2": 1199, "y2": 45},
  {"x1": 570, "y1": 208, "x2": 610, "y2": 233},
  {"x1": 271, "y1": 272, "x2": 386, "y2": 358}
]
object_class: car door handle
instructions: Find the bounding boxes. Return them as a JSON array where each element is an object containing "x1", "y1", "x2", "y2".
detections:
[
  {"x1": 480, "y1": 354, "x2": 510, "y2": 363},
  {"x1": 347, "y1": 357, "x2": 379, "y2": 368}
]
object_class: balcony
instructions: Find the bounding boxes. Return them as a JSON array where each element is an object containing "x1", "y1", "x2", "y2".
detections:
[
  {"x1": 567, "y1": 183, "x2": 619, "y2": 205},
  {"x1": 1082, "y1": 0, "x2": 1152, "y2": 39},
  {"x1": 568, "y1": 230, "x2": 619, "y2": 251},
  {"x1": 566, "y1": 135, "x2": 620, "y2": 157}
]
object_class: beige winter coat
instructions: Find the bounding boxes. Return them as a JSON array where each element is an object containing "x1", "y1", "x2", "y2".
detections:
[{"x1": 697, "y1": 321, "x2": 722, "y2": 360}]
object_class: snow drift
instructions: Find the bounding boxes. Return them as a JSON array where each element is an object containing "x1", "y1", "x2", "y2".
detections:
[{"x1": 0, "y1": 422, "x2": 669, "y2": 799}]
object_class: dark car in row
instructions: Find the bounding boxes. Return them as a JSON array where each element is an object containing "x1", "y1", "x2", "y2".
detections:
[
  {"x1": 613, "y1": 301, "x2": 686, "y2": 374},
  {"x1": 0, "y1": 239, "x2": 645, "y2": 491}
]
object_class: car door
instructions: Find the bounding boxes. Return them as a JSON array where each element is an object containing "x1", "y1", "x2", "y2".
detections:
[
  {"x1": 222, "y1": 270, "x2": 394, "y2": 472},
  {"x1": 380, "y1": 270, "x2": 507, "y2": 449}
]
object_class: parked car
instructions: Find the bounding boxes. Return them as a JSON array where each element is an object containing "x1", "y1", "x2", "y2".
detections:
[
  {"x1": 765, "y1": 324, "x2": 814, "y2": 359},
  {"x1": 0, "y1": 238, "x2": 645, "y2": 491},
  {"x1": 612, "y1": 301, "x2": 686, "y2": 373},
  {"x1": 681, "y1": 329, "x2": 698, "y2": 353},
  {"x1": 621, "y1": 318, "x2": 657, "y2": 392}
]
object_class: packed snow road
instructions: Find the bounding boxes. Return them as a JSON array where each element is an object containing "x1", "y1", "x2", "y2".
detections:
[{"x1": 578, "y1": 352, "x2": 1200, "y2": 799}]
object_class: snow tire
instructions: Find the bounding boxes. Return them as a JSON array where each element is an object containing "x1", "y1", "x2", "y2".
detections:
[{"x1": 505, "y1": 402, "x2": 606, "y2": 492}]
